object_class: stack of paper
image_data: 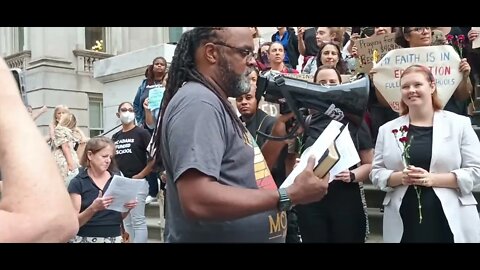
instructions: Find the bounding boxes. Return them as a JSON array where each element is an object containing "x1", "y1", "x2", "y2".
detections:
[{"x1": 280, "y1": 120, "x2": 360, "y2": 188}]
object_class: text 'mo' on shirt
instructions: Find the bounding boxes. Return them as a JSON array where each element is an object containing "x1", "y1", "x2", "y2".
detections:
[{"x1": 161, "y1": 82, "x2": 287, "y2": 243}]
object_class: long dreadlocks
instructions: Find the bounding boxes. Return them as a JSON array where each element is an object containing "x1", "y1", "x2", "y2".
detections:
[{"x1": 151, "y1": 27, "x2": 249, "y2": 164}]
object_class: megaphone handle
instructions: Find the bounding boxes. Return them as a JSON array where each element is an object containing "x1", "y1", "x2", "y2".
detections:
[
  {"x1": 279, "y1": 87, "x2": 306, "y2": 130},
  {"x1": 256, "y1": 123, "x2": 301, "y2": 141}
]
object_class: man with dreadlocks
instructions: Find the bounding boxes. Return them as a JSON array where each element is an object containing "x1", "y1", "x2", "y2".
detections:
[{"x1": 151, "y1": 27, "x2": 329, "y2": 243}]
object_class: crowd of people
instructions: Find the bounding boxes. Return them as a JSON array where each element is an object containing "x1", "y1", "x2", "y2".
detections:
[{"x1": 1, "y1": 26, "x2": 480, "y2": 243}]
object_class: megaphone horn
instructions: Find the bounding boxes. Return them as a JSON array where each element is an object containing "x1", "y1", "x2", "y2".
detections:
[{"x1": 256, "y1": 73, "x2": 370, "y2": 140}]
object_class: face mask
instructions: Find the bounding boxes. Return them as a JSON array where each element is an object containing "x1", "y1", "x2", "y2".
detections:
[{"x1": 120, "y1": 112, "x2": 135, "y2": 124}]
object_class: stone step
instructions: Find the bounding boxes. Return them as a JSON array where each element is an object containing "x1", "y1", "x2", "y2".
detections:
[
  {"x1": 363, "y1": 184, "x2": 385, "y2": 209},
  {"x1": 146, "y1": 201, "x2": 161, "y2": 219},
  {"x1": 145, "y1": 194, "x2": 165, "y2": 242},
  {"x1": 145, "y1": 186, "x2": 480, "y2": 242},
  {"x1": 367, "y1": 207, "x2": 383, "y2": 237},
  {"x1": 365, "y1": 233, "x2": 383, "y2": 243},
  {"x1": 147, "y1": 216, "x2": 165, "y2": 242}
]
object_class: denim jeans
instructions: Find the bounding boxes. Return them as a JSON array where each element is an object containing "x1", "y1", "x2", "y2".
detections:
[{"x1": 123, "y1": 180, "x2": 149, "y2": 243}]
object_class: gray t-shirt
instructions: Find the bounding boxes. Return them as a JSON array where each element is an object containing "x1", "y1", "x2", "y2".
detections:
[{"x1": 161, "y1": 82, "x2": 286, "y2": 243}]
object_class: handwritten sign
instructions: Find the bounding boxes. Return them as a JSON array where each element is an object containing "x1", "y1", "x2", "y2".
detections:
[
  {"x1": 473, "y1": 27, "x2": 480, "y2": 49},
  {"x1": 282, "y1": 73, "x2": 314, "y2": 82},
  {"x1": 148, "y1": 86, "x2": 165, "y2": 110},
  {"x1": 258, "y1": 98, "x2": 279, "y2": 117},
  {"x1": 355, "y1": 33, "x2": 400, "y2": 74},
  {"x1": 372, "y1": 45, "x2": 462, "y2": 112},
  {"x1": 341, "y1": 75, "x2": 353, "y2": 83},
  {"x1": 229, "y1": 97, "x2": 279, "y2": 118},
  {"x1": 283, "y1": 71, "x2": 352, "y2": 84}
]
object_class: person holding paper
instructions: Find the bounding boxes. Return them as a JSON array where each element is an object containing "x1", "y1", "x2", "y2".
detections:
[
  {"x1": 0, "y1": 57, "x2": 79, "y2": 243},
  {"x1": 68, "y1": 137, "x2": 137, "y2": 243},
  {"x1": 134, "y1": 60, "x2": 167, "y2": 204},
  {"x1": 133, "y1": 57, "x2": 168, "y2": 128},
  {"x1": 395, "y1": 27, "x2": 473, "y2": 116},
  {"x1": 150, "y1": 27, "x2": 330, "y2": 243},
  {"x1": 112, "y1": 102, "x2": 151, "y2": 243},
  {"x1": 295, "y1": 65, "x2": 374, "y2": 243},
  {"x1": 144, "y1": 72, "x2": 168, "y2": 130},
  {"x1": 371, "y1": 64, "x2": 480, "y2": 243}
]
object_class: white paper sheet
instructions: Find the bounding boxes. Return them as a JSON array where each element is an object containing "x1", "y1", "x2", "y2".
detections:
[
  {"x1": 280, "y1": 120, "x2": 343, "y2": 188},
  {"x1": 103, "y1": 175, "x2": 144, "y2": 212},
  {"x1": 328, "y1": 124, "x2": 361, "y2": 182}
]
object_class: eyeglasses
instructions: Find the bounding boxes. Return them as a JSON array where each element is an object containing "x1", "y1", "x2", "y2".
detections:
[
  {"x1": 409, "y1": 27, "x2": 431, "y2": 33},
  {"x1": 212, "y1": 41, "x2": 255, "y2": 60},
  {"x1": 120, "y1": 108, "x2": 134, "y2": 113}
]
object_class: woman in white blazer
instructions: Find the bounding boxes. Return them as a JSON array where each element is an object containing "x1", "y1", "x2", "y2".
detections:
[{"x1": 370, "y1": 64, "x2": 480, "y2": 243}]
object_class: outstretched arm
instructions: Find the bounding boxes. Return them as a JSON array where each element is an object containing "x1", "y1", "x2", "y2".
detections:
[{"x1": 31, "y1": 105, "x2": 48, "y2": 121}]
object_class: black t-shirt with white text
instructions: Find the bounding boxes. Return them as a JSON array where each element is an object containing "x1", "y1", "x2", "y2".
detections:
[{"x1": 112, "y1": 126, "x2": 151, "y2": 178}]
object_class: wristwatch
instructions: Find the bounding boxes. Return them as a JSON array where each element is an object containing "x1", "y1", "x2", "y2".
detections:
[
  {"x1": 349, "y1": 172, "x2": 356, "y2": 183},
  {"x1": 278, "y1": 188, "x2": 293, "y2": 211}
]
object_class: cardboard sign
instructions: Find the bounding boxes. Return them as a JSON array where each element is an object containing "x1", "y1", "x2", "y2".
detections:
[
  {"x1": 229, "y1": 97, "x2": 280, "y2": 118},
  {"x1": 355, "y1": 33, "x2": 400, "y2": 74},
  {"x1": 372, "y1": 45, "x2": 462, "y2": 112},
  {"x1": 473, "y1": 27, "x2": 480, "y2": 49},
  {"x1": 282, "y1": 73, "x2": 314, "y2": 82},
  {"x1": 258, "y1": 98, "x2": 280, "y2": 117},
  {"x1": 283, "y1": 71, "x2": 352, "y2": 83},
  {"x1": 341, "y1": 75, "x2": 353, "y2": 83}
]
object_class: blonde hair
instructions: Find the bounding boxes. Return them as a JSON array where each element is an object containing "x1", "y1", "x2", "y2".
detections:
[
  {"x1": 328, "y1": 27, "x2": 345, "y2": 49},
  {"x1": 58, "y1": 112, "x2": 76, "y2": 130},
  {"x1": 52, "y1": 105, "x2": 70, "y2": 126},
  {"x1": 58, "y1": 112, "x2": 88, "y2": 143}
]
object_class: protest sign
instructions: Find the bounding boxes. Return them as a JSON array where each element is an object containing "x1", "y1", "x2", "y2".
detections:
[
  {"x1": 282, "y1": 73, "x2": 314, "y2": 82},
  {"x1": 372, "y1": 45, "x2": 462, "y2": 112},
  {"x1": 473, "y1": 27, "x2": 480, "y2": 49},
  {"x1": 229, "y1": 97, "x2": 279, "y2": 117},
  {"x1": 355, "y1": 33, "x2": 400, "y2": 74}
]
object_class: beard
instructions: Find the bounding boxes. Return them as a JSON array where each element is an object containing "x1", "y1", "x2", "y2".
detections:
[{"x1": 218, "y1": 55, "x2": 252, "y2": 98}]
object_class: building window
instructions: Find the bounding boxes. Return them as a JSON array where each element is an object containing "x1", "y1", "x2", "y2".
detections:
[
  {"x1": 85, "y1": 27, "x2": 106, "y2": 52},
  {"x1": 169, "y1": 27, "x2": 184, "y2": 44},
  {"x1": 89, "y1": 96, "x2": 103, "y2": 137}
]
